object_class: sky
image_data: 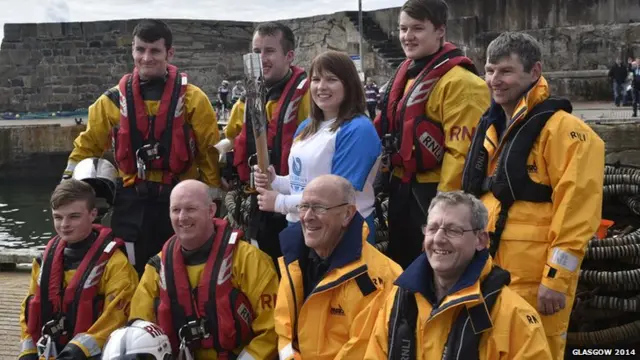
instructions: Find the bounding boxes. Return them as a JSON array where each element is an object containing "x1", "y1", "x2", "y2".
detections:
[{"x1": 0, "y1": 0, "x2": 405, "y2": 42}]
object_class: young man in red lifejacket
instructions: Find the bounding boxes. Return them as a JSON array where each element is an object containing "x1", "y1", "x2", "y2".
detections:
[
  {"x1": 374, "y1": 0, "x2": 490, "y2": 269},
  {"x1": 215, "y1": 22, "x2": 311, "y2": 269},
  {"x1": 18, "y1": 180, "x2": 138, "y2": 360},
  {"x1": 129, "y1": 180, "x2": 279, "y2": 360},
  {"x1": 62, "y1": 19, "x2": 222, "y2": 276}
]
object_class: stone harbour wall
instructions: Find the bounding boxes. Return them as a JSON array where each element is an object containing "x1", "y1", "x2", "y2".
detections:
[
  {"x1": 0, "y1": 20, "x2": 255, "y2": 113},
  {"x1": 2, "y1": 0, "x2": 640, "y2": 110},
  {"x1": 0, "y1": 124, "x2": 85, "y2": 180}
]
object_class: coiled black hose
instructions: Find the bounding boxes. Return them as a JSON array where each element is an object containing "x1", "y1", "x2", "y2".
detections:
[
  {"x1": 567, "y1": 320, "x2": 640, "y2": 346},
  {"x1": 585, "y1": 244, "x2": 640, "y2": 260},
  {"x1": 589, "y1": 228, "x2": 640, "y2": 247}
]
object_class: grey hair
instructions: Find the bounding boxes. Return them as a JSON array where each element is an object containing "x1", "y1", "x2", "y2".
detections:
[
  {"x1": 427, "y1": 191, "x2": 488, "y2": 231},
  {"x1": 337, "y1": 177, "x2": 356, "y2": 205},
  {"x1": 486, "y1": 31, "x2": 542, "y2": 72}
]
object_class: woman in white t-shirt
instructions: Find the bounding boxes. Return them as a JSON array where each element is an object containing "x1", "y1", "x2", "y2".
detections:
[{"x1": 254, "y1": 50, "x2": 381, "y2": 244}]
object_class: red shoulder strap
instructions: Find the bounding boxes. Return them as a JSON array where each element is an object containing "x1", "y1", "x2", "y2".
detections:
[{"x1": 152, "y1": 64, "x2": 179, "y2": 141}]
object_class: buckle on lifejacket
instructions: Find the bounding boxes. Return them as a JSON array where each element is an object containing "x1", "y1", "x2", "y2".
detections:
[
  {"x1": 381, "y1": 134, "x2": 398, "y2": 171},
  {"x1": 41, "y1": 315, "x2": 68, "y2": 339},
  {"x1": 178, "y1": 318, "x2": 210, "y2": 344}
]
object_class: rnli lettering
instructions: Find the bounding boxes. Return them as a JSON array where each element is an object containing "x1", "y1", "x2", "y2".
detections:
[
  {"x1": 330, "y1": 305, "x2": 345, "y2": 316},
  {"x1": 237, "y1": 303, "x2": 252, "y2": 325},
  {"x1": 372, "y1": 277, "x2": 384, "y2": 286},
  {"x1": 526, "y1": 161, "x2": 538, "y2": 173},
  {"x1": 144, "y1": 323, "x2": 164, "y2": 338},
  {"x1": 570, "y1": 131, "x2": 586, "y2": 142},
  {"x1": 449, "y1": 126, "x2": 476, "y2": 141},
  {"x1": 401, "y1": 338, "x2": 412, "y2": 359},
  {"x1": 419, "y1": 132, "x2": 444, "y2": 159},
  {"x1": 260, "y1": 293, "x2": 277, "y2": 309},
  {"x1": 526, "y1": 314, "x2": 538, "y2": 325}
]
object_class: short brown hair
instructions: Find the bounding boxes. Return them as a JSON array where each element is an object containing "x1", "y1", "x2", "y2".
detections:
[
  {"x1": 298, "y1": 51, "x2": 366, "y2": 140},
  {"x1": 51, "y1": 179, "x2": 96, "y2": 211},
  {"x1": 254, "y1": 22, "x2": 295, "y2": 53},
  {"x1": 401, "y1": 0, "x2": 449, "y2": 28}
]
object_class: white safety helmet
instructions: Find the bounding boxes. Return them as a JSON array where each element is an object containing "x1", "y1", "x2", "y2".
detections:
[
  {"x1": 72, "y1": 157, "x2": 118, "y2": 206},
  {"x1": 102, "y1": 320, "x2": 172, "y2": 360}
]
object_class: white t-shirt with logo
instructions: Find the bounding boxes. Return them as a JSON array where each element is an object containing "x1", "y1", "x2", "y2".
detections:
[{"x1": 272, "y1": 114, "x2": 381, "y2": 222}]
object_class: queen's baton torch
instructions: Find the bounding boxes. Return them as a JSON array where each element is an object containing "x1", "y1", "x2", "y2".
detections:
[{"x1": 243, "y1": 53, "x2": 270, "y2": 188}]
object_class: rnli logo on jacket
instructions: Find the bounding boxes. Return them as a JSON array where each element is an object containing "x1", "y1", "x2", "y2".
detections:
[
  {"x1": 330, "y1": 304, "x2": 345, "y2": 316},
  {"x1": 406, "y1": 78, "x2": 439, "y2": 108},
  {"x1": 237, "y1": 303, "x2": 253, "y2": 326},
  {"x1": 419, "y1": 132, "x2": 444, "y2": 160}
]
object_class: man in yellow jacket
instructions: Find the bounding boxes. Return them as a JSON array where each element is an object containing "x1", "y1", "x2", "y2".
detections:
[
  {"x1": 19, "y1": 180, "x2": 138, "y2": 360},
  {"x1": 461, "y1": 32, "x2": 605, "y2": 360},
  {"x1": 275, "y1": 175, "x2": 402, "y2": 360},
  {"x1": 129, "y1": 180, "x2": 278, "y2": 360},
  {"x1": 374, "y1": 0, "x2": 490, "y2": 269},
  {"x1": 63, "y1": 19, "x2": 221, "y2": 276},
  {"x1": 365, "y1": 191, "x2": 552, "y2": 359},
  {"x1": 215, "y1": 22, "x2": 310, "y2": 266}
]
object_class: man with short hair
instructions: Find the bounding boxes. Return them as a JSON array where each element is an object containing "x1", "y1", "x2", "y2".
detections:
[
  {"x1": 129, "y1": 180, "x2": 278, "y2": 360},
  {"x1": 216, "y1": 21, "x2": 311, "y2": 266},
  {"x1": 63, "y1": 19, "x2": 222, "y2": 276},
  {"x1": 365, "y1": 191, "x2": 552, "y2": 359},
  {"x1": 275, "y1": 175, "x2": 402, "y2": 359},
  {"x1": 375, "y1": 0, "x2": 490, "y2": 269},
  {"x1": 462, "y1": 31, "x2": 605, "y2": 360},
  {"x1": 608, "y1": 58, "x2": 628, "y2": 107},
  {"x1": 19, "y1": 180, "x2": 138, "y2": 360}
]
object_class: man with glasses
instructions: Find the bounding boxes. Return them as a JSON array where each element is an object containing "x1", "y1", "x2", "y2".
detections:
[
  {"x1": 365, "y1": 191, "x2": 551, "y2": 359},
  {"x1": 275, "y1": 174, "x2": 402, "y2": 360}
]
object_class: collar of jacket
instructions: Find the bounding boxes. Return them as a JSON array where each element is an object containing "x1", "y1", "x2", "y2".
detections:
[
  {"x1": 266, "y1": 67, "x2": 294, "y2": 101},
  {"x1": 395, "y1": 249, "x2": 491, "y2": 309},
  {"x1": 280, "y1": 212, "x2": 366, "y2": 272},
  {"x1": 507, "y1": 75, "x2": 550, "y2": 127},
  {"x1": 63, "y1": 230, "x2": 99, "y2": 270}
]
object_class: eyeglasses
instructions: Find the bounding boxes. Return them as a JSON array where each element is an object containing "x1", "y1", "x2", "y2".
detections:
[
  {"x1": 421, "y1": 224, "x2": 480, "y2": 238},
  {"x1": 296, "y1": 203, "x2": 349, "y2": 215}
]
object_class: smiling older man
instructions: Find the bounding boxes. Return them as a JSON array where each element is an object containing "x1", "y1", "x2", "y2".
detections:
[
  {"x1": 365, "y1": 191, "x2": 552, "y2": 360},
  {"x1": 275, "y1": 174, "x2": 402, "y2": 360},
  {"x1": 129, "y1": 180, "x2": 278, "y2": 359}
]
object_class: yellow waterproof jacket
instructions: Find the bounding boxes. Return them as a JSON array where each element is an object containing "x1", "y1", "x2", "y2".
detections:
[
  {"x1": 275, "y1": 215, "x2": 402, "y2": 360},
  {"x1": 388, "y1": 65, "x2": 490, "y2": 189},
  {"x1": 223, "y1": 77, "x2": 310, "y2": 141},
  {"x1": 67, "y1": 78, "x2": 221, "y2": 188},
  {"x1": 365, "y1": 251, "x2": 552, "y2": 360},
  {"x1": 129, "y1": 239, "x2": 279, "y2": 360},
  {"x1": 19, "y1": 248, "x2": 138, "y2": 360},
  {"x1": 476, "y1": 77, "x2": 604, "y2": 337}
]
